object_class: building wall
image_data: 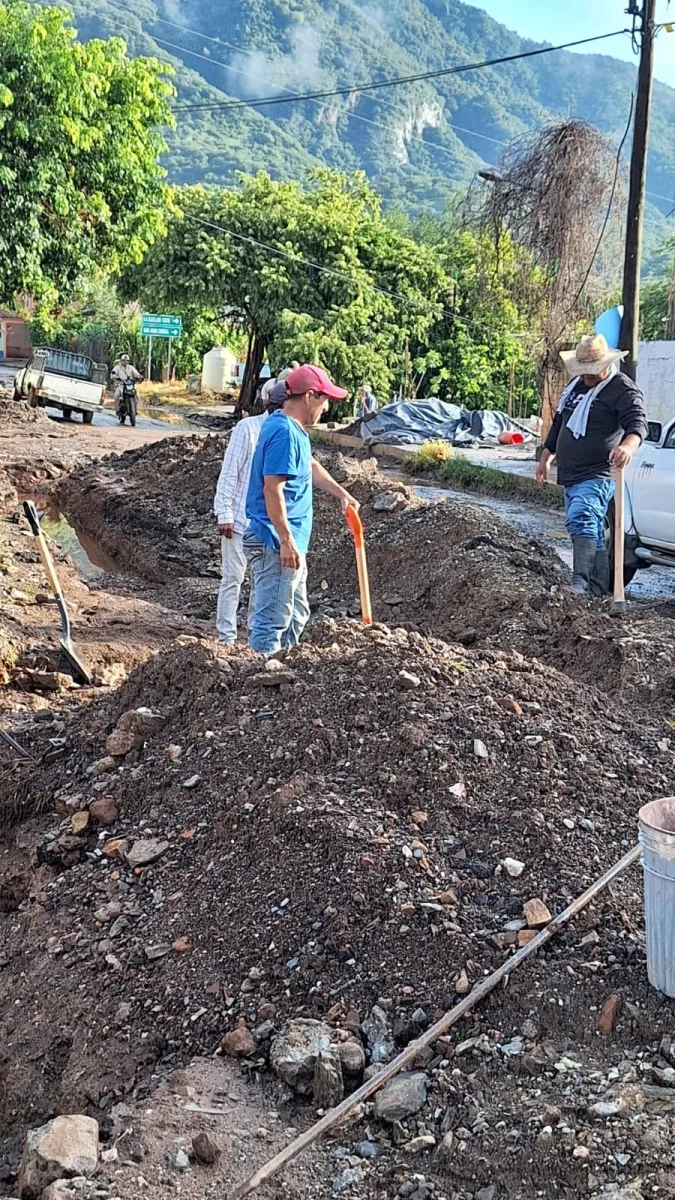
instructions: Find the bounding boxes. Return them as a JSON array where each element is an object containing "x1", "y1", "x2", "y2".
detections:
[{"x1": 637, "y1": 341, "x2": 675, "y2": 425}]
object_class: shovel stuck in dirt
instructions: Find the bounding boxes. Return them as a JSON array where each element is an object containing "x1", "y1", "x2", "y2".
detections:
[
  {"x1": 612, "y1": 466, "x2": 627, "y2": 615},
  {"x1": 345, "y1": 504, "x2": 372, "y2": 625},
  {"x1": 22, "y1": 500, "x2": 93, "y2": 684}
]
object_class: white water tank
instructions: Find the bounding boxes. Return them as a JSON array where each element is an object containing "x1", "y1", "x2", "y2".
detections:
[{"x1": 201, "y1": 346, "x2": 237, "y2": 392}]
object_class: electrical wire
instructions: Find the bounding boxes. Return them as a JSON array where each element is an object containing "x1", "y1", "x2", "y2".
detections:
[
  {"x1": 102, "y1": 0, "x2": 673, "y2": 214},
  {"x1": 171, "y1": 29, "x2": 631, "y2": 113},
  {"x1": 138, "y1": 13, "x2": 509, "y2": 147},
  {"x1": 151, "y1": 34, "x2": 499, "y2": 167},
  {"x1": 181, "y1": 212, "x2": 530, "y2": 341}
]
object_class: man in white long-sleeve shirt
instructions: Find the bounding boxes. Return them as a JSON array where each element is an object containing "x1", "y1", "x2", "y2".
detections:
[{"x1": 213, "y1": 383, "x2": 285, "y2": 644}]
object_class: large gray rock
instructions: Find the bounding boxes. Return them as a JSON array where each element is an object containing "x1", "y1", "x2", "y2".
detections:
[
  {"x1": 373, "y1": 1073, "x2": 428, "y2": 1123},
  {"x1": 19, "y1": 1116, "x2": 99, "y2": 1198},
  {"x1": 270, "y1": 1019, "x2": 333, "y2": 1095}
]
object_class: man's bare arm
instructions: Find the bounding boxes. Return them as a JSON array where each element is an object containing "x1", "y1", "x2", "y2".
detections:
[{"x1": 311, "y1": 458, "x2": 359, "y2": 513}]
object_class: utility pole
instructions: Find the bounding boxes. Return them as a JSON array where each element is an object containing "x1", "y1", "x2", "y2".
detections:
[{"x1": 620, "y1": 0, "x2": 656, "y2": 380}]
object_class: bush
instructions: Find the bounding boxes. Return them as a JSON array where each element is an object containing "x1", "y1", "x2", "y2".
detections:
[{"x1": 407, "y1": 439, "x2": 454, "y2": 471}]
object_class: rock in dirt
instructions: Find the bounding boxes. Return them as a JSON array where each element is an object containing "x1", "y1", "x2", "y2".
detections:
[
  {"x1": 373, "y1": 1073, "x2": 427, "y2": 1122},
  {"x1": 313, "y1": 1045, "x2": 344, "y2": 1109},
  {"x1": 502, "y1": 857, "x2": 525, "y2": 878},
  {"x1": 598, "y1": 992, "x2": 622, "y2": 1035},
  {"x1": 523, "y1": 898, "x2": 552, "y2": 928},
  {"x1": 221, "y1": 1018, "x2": 256, "y2": 1059},
  {"x1": 105, "y1": 729, "x2": 140, "y2": 758},
  {"x1": 339, "y1": 1038, "x2": 366, "y2": 1076},
  {"x1": 192, "y1": 1131, "x2": 221, "y2": 1166},
  {"x1": 125, "y1": 838, "x2": 169, "y2": 868},
  {"x1": 398, "y1": 669, "x2": 420, "y2": 691},
  {"x1": 117, "y1": 707, "x2": 164, "y2": 736},
  {"x1": 373, "y1": 490, "x2": 407, "y2": 513},
  {"x1": 270, "y1": 1018, "x2": 334, "y2": 1095},
  {"x1": 19, "y1": 1115, "x2": 98, "y2": 1198},
  {"x1": 455, "y1": 969, "x2": 470, "y2": 995},
  {"x1": 88, "y1": 797, "x2": 119, "y2": 825},
  {"x1": 90, "y1": 756, "x2": 116, "y2": 778},
  {"x1": 362, "y1": 1005, "x2": 394, "y2": 1064}
]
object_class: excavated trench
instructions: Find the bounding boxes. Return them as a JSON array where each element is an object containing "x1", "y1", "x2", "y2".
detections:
[{"x1": 53, "y1": 439, "x2": 675, "y2": 712}]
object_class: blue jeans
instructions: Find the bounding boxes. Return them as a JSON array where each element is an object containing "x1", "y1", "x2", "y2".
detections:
[
  {"x1": 564, "y1": 478, "x2": 615, "y2": 549},
  {"x1": 243, "y1": 531, "x2": 310, "y2": 654}
]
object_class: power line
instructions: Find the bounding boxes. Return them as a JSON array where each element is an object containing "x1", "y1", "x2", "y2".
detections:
[
  {"x1": 152, "y1": 34, "x2": 496, "y2": 167},
  {"x1": 144, "y1": 14, "x2": 508, "y2": 147},
  {"x1": 182, "y1": 212, "x2": 530, "y2": 342},
  {"x1": 97, "y1": 0, "x2": 667, "y2": 218},
  {"x1": 103, "y1": 0, "x2": 674, "y2": 213},
  {"x1": 171, "y1": 29, "x2": 631, "y2": 113}
]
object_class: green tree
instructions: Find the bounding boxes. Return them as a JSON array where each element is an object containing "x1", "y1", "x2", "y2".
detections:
[
  {"x1": 640, "y1": 280, "x2": 669, "y2": 341},
  {"x1": 124, "y1": 170, "x2": 448, "y2": 409},
  {"x1": 0, "y1": 2, "x2": 175, "y2": 307},
  {"x1": 414, "y1": 227, "x2": 539, "y2": 411}
]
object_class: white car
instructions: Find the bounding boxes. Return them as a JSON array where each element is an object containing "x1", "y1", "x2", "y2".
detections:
[{"x1": 612, "y1": 417, "x2": 675, "y2": 584}]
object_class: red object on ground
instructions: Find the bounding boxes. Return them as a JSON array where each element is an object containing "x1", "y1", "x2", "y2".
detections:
[{"x1": 498, "y1": 431, "x2": 525, "y2": 445}]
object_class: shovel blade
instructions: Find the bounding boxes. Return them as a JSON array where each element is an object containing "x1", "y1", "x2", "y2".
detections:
[{"x1": 59, "y1": 637, "x2": 94, "y2": 685}]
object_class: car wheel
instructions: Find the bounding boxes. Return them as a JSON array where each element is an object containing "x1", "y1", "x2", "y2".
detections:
[
  {"x1": 82, "y1": 411, "x2": 93, "y2": 425},
  {"x1": 605, "y1": 499, "x2": 639, "y2": 587},
  {"x1": 13, "y1": 386, "x2": 22, "y2": 402},
  {"x1": 62, "y1": 406, "x2": 73, "y2": 421},
  {"x1": 27, "y1": 387, "x2": 38, "y2": 409}
]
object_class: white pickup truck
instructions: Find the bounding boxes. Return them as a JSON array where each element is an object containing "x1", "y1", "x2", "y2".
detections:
[
  {"x1": 13, "y1": 348, "x2": 107, "y2": 423},
  {"x1": 611, "y1": 417, "x2": 675, "y2": 584}
]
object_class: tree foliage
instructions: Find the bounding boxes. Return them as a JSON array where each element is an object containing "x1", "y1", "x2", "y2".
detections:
[
  {"x1": 0, "y1": 1, "x2": 175, "y2": 307},
  {"x1": 124, "y1": 170, "x2": 448, "y2": 408},
  {"x1": 124, "y1": 169, "x2": 543, "y2": 411}
]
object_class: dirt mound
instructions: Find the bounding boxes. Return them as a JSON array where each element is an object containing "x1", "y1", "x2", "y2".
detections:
[{"x1": 1, "y1": 621, "x2": 673, "y2": 1164}]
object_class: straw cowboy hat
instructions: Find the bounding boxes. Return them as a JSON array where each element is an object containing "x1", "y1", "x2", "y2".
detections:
[{"x1": 559, "y1": 333, "x2": 627, "y2": 377}]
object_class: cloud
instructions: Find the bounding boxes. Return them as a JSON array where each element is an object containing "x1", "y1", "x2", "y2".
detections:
[
  {"x1": 360, "y1": 4, "x2": 394, "y2": 34},
  {"x1": 228, "y1": 25, "x2": 323, "y2": 101}
]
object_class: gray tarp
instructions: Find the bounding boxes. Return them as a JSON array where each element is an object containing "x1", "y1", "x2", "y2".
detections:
[{"x1": 360, "y1": 399, "x2": 523, "y2": 447}]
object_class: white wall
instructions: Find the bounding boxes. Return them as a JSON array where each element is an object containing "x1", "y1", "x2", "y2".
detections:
[{"x1": 637, "y1": 341, "x2": 675, "y2": 424}]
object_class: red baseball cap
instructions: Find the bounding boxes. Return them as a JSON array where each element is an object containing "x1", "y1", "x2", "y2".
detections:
[{"x1": 285, "y1": 364, "x2": 348, "y2": 401}]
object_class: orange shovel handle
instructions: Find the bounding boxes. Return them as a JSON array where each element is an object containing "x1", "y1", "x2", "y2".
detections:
[
  {"x1": 345, "y1": 505, "x2": 372, "y2": 625},
  {"x1": 345, "y1": 503, "x2": 365, "y2": 548}
]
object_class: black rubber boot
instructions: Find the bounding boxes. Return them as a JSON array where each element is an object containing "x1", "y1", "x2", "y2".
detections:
[
  {"x1": 589, "y1": 548, "x2": 610, "y2": 597},
  {"x1": 571, "y1": 537, "x2": 598, "y2": 595}
]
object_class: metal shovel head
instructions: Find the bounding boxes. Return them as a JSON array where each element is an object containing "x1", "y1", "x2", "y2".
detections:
[{"x1": 54, "y1": 594, "x2": 94, "y2": 685}]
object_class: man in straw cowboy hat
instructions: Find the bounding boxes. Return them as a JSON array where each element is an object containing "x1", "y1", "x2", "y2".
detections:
[{"x1": 536, "y1": 333, "x2": 647, "y2": 595}]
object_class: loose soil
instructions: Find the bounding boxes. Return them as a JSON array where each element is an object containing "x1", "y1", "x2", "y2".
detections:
[
  {"x1": 3, "y1": 422, "x2": 675, "y2": 1200},
  {"x1": 1, "y1": 624, "x2": 675, "y2": 1197}
]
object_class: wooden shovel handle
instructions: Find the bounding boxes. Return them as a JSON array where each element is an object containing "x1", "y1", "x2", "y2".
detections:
[
  {"x1": 613, "y1": 466, "x2": 626, "y2": 611},
  {"x1": 23, "y1": 500, "x2": 63, "y2": 598}
]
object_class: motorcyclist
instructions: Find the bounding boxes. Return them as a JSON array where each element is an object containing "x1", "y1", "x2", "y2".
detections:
[{"x1": 111, "y1": 354, "x2": 142, "y2": 414}]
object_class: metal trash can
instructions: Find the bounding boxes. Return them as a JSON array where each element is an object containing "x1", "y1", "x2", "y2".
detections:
[{"x1": 639, "y1": 798, "x2": 675, "y2": 997}]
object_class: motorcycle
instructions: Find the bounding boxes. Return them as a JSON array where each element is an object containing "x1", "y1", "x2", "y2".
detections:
[{"x1": 117, "y1": 378, "x2": 138, "y2": 427}]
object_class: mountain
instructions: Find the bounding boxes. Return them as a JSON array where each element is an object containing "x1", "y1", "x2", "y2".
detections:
[{"x1": 53, "y1": 0, "x2": 675, "y2": 260}]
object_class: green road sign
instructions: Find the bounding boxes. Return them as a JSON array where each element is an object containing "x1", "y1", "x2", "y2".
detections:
[{"x1": 141, "y1": 313, "x2": 182, "y2": 339}]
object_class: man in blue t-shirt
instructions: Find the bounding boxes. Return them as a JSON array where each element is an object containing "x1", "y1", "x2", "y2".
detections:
[{"x1": 244, "y1": 364, "x2": 358, "y2": 654}]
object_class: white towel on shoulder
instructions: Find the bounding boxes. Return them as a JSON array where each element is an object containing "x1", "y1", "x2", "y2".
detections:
[{"x1": 556, "y1": 364, "x2": 617, "y2": 439}]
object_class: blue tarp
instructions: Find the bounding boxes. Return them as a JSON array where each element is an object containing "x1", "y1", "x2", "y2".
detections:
[{"x1": 360, "y1": 399, "x2": 519, "y2": 447}]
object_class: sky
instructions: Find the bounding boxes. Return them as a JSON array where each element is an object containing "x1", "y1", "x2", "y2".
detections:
[{"x1": 473, "y1": 1, "x2": 675, "y2": 88}]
